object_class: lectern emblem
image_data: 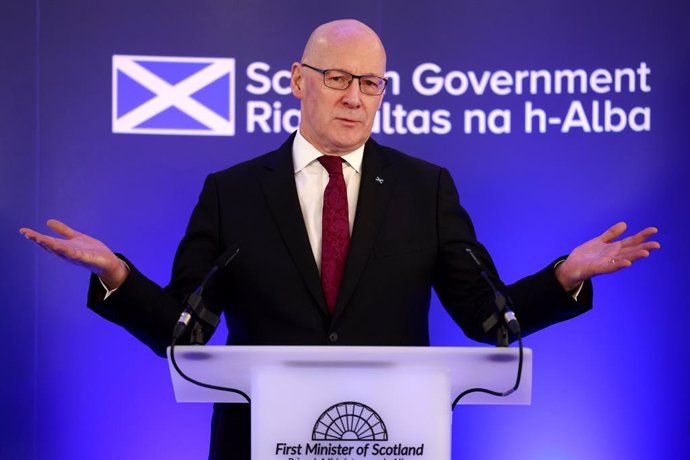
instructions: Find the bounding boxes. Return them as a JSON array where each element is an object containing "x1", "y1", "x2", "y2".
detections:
[{"x1": 312, "y1": 401, "x2": 388, "y2": 441}]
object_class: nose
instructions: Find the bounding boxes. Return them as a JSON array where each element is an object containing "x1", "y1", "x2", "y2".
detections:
[{"x1": 341, "y1": 79, "x2": 363, "y2": 108}]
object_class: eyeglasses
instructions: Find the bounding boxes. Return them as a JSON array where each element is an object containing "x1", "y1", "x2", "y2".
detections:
[{"x1": 301, "y1": 63, "x2": 388, "y2": 96}]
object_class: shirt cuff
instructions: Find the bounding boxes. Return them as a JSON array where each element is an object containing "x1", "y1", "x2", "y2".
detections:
[
  {"x1": 98, "y1": 259, "x2": 130, "y2": 300},
  {"x1": 554, "y1": 259, "x2": 584, "y2": 300}
]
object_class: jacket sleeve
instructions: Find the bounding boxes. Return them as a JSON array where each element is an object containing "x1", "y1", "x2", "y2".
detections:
[
  {"x1": 86, "y1": 174, "x2": 225, "y2": 357},
  {"x1": 432, "y1": 167, "x2": 592, "y2": 344}
]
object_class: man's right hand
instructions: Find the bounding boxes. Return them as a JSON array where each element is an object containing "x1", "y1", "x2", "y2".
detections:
[{"x1": 20, "y1": 219, "x2": 128, "y2": 290}]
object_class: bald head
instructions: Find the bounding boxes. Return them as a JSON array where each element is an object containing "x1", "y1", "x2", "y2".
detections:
[
  {"x1": 301, "y1": 19, "x2": 386, "y2": 74},
  {"x1": 290, "y1": 19, "x2": 387, "y2": 154}
]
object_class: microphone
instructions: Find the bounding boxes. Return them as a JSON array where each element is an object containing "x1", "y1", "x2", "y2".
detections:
[
  {"x1": 168, "y1": 242, "x2": 250, "y2": 403},
  {"x1": 464, "y1": 247, "x2": 521, "y2": 343},
  {"x1": 452, "y1": 248, "x2": 525, "y2": 408},
  {"x1": 172, "y1": 243, "x2": 240, "y2": 342}
]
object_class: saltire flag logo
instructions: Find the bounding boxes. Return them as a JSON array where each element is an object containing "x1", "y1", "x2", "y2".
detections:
[{"x1": 112, "y1": 55, "x2": 235, "y2": 136}]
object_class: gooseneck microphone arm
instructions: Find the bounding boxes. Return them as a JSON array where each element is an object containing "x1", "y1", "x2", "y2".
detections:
[
  {"x1": 169, "y1": 243, "x2": 250, "y2": 404},
  {"x1": 172, "y1": 243, "x2": 240, "y2": 342},
  {"x1": 451, "y1": 247, "x2": 524, "y2": 409},
  {"x1": 465, "y1": 247, "x2": 521, "y2": 345}
]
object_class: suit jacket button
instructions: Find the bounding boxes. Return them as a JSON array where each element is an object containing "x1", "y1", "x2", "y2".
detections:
[{"x1": 328, "y1": 332, "x2": 339, "y2": 343}]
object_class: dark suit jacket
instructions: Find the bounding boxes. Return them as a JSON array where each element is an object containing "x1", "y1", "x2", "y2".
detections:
[{"x1": 87, "y1": 133, "x2": 592, "y2": 459}]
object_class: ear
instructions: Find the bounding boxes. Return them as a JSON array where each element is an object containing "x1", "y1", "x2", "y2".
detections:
[{"x1": 291, "y1": 62, "x2": 304, "y2": 99}]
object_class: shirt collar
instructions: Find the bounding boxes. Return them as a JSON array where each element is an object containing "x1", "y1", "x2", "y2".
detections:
[{"x1": 292, "y1": 130, "x2": 364, "y2": 174}]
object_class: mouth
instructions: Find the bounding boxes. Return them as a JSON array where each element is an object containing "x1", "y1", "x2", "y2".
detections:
[{"x1": 335, "y1": 117, "x2": 361, "y2": 125}]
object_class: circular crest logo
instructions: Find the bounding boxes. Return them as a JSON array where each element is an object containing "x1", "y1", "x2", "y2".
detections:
[{"x1": 312, "y1": 401, "x2": 388, "y2": 441}]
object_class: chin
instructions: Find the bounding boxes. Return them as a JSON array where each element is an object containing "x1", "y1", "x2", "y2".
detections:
[{"x1": 331, "y1": 134, "x2": 367, "y2": 152}]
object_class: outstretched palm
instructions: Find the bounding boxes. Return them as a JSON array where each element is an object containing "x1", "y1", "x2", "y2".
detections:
[
  {"x1": 20, "y1": 219, "x2": 127, "y2": 288},
  {"x1": 556, "y1": 222, "x2": 660, "y2": 291}
]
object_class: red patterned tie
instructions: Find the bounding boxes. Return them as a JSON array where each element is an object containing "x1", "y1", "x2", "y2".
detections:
[{"x1": 318, "y1": 155, "x2": 350, "y2": 313}]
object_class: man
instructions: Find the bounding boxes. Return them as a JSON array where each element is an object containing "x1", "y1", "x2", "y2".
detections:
[{"x1": 21, "y1": 19, "x2": 659, "y2": 460}]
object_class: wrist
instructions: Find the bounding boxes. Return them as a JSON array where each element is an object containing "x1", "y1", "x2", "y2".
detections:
[
  {"x1": 99, "y1": 258, "x2": 129, "y2": 290},
  {"x1": 555, "y1": 259, "x2": 581, "y2": 292}
]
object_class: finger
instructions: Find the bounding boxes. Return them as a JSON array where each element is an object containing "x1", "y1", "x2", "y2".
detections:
[
  {"x1": 619, "y1": 227, "x2": 659, "y2": 247},
  {"x1": 639, "y1": 226, "x2": 658, "y2": 237},
  {"x1": 32, "y1": 237, "x2": 93, "y2": 267},
  {"x1": 22, "y1": 226, "x2": 78, "y2": 256},
  {"x1": 30, "y1": 233, "x2": 65, "y2": 253},
  {"x1": 601, "y1": 257, "x2": 632, "y2": 273},
  {"x1": 46, "y1": 219, "x2": 79, "y2": 238},
  {"x1": 20, "y1": 228, "x2": 55, "y2": 247},
  {"x1": 617, "y1": 241, "x2": 661, "y2": 259},
  {"x1": 19, "y1": 227, "x2": 42, "y2": 241},
  {"x1": 618, "y1": 246, "x2": 659, "y2": 263},
  {"x1": 599, "y1": 222, "x2": 627, "y2": 243},
  {"x1": 612, "y1": 259, "x2": 632, "y2": 270},
  {"x1": 636, "y1": 241, "x2": 661, "y2": 251}
]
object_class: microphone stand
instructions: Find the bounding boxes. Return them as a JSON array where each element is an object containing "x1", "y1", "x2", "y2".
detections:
[
  {"x1": 169, "y1": 244, "x2": 251, "y2": 403},
  {"x1": 451, "y1": 247, "x2": 524, "y2": 409}
]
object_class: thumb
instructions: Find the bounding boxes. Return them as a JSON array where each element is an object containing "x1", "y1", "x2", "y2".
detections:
[{"x1": 46, "y1": 219, "x2": 79, "y2": 239}]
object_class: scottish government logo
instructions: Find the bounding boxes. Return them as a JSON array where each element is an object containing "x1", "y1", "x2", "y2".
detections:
[
  {"x1": 112, "y1": 55, "x2": 235, "y2": 136},
  {"x1": 312, "y1": 401, "x2": 388, "y2": 441},
  {"x1": 275, "y1": 401, "x2": 425, "y2": 459}
]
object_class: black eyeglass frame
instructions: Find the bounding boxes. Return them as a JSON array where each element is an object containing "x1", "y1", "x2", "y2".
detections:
[{"x1": 301, "y1": 63, "x2": 388, "y2": 95}]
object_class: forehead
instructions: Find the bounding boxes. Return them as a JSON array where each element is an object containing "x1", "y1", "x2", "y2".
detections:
[{"x1": 304, "y1": 29, "x2": 386, "y2": 75}]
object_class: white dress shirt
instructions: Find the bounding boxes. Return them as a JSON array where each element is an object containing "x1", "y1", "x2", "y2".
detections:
[{"x1": 292, "y1": 130, "x2": 363, "y2": 272}]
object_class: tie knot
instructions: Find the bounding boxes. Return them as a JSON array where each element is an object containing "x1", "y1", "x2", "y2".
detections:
[{"x1": 318, "y1": 155, "x2": 344, "y2": 175}]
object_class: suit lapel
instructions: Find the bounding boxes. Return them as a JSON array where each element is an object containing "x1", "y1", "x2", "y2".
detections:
[
  {"x1": 332, "y1": 139, "x2": 394, "y2": 322},
  {"x1": 259, "y1": 134, "x2": 328, "y2": 315}
]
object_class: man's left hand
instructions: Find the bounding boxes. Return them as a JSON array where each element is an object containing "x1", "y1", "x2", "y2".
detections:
[{"x1": 555, "y1": 222, "x2": 660, "y2": 292}]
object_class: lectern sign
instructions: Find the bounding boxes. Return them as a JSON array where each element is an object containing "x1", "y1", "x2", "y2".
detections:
[{"x1": 273, "y1": 401, "x2": 426, "y2": 459}]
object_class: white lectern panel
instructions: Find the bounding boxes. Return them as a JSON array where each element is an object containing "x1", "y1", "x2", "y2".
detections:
[{"x1": 167, "y1": 346, "x2": 531, "y2": 460}]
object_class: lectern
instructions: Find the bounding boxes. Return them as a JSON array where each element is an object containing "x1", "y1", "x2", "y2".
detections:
[{"x1": 168, "y1": 346, "x2": 531, "y2": 460}]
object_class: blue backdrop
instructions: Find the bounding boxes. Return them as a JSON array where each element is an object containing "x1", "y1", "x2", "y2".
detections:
[{"x1": 2, "y1": 0, "x2": 689, "y2": 459}]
